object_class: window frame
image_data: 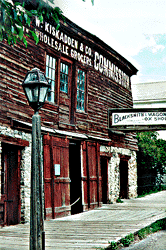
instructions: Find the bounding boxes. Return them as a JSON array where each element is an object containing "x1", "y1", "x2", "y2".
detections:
[
  {"x1": 45, "y1": 54, "x2": 57, "y2": 103},
  {"x1": 76, "y1": 68, "x2": 87, "y2": 113},
  {"x1": 60, "y1": 61, "x2": 71, "y2": 95}
]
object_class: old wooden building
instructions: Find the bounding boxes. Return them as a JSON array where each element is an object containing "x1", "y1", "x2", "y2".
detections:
[{"x1": 0, "y1": 16, "x2": 138, "y2": 225}]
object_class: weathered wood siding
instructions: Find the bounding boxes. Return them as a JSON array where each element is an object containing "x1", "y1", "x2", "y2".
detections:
[
  {"x1": 0, "y1": 14, "x2": 138, "y2": 151},
  {"x1": 0, "y1": 16, "x2": 138, "y2": 219},
  {"x1": 0, "y1": 40, "x2": 59, "y2": 128}
]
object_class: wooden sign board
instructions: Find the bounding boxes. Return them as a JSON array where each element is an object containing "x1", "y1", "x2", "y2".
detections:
[{"x1": 108, "y1": 108, "x2": 166, "y2": 131}]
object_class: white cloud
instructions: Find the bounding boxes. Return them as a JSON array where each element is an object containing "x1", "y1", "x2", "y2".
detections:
[
  {"x1": 146, "y1": 36, "x2": 165, "y2": 53},
  {"x1": 152, "y1": 44, "x2": 165, "y2": 53},
  {"x1": 54, "y1": 1, "x2": 166, "y2": 56},
  {"x1": 53, "y1": 0, "x2": 166, "y2": 82}
]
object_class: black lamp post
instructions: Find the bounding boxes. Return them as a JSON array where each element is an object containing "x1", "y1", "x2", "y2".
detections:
[
  {"x1": 23, "y1": 68, "x2": 49, "y2": 112},
  {"x1": 22, "y1": 68, "x2": 50, "y2": 250}
]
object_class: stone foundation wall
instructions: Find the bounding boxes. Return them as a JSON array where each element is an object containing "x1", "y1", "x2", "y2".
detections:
[
  {"x1": 128, "y1": 151, "x2": 137, "y2": 199},
  {"x1": 0, "y1": 125, "x2": 137, "y2": 223},
  {"x1": 0, "y1": 125, "x2": 31, "y2": 223},
  {"x1": 108, "y1": 150, "x2": 120, "y2": 203},
  {"x1": 20, "y1": 145, "x2": 31, "y2": 222},
  {"x1": 100, "y1": 146, "x2": 137, "y2": 203}
]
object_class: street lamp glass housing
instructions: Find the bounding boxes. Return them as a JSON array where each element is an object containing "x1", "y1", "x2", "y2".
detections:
[{"x1": 22, "y1": 68, "x2": 49, "y2": 112}]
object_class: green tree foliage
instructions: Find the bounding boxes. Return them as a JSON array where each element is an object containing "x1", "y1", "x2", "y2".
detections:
[
  {"x1": 137, "y1": 131, "x2": 166, "y2": 193},
  {"x1": 0, "y1": 0, "x2": 94, "y2": 46},
  {"x1": 0, "y1": 0, "x2": 64, "y2": 46},
  {"x1": 83, "y1": 0, "x2": 94, "y2": 5}
]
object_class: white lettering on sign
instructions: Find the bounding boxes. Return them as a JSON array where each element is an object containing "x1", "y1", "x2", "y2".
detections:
[
  {"x1": 112, "y1": 111, "x2": 166, "y2": 126},
  {"x1": 70, "y1": 49, "x2": 92, "y2": 66},
  {"x1": 36, "y1": 18, "x2": 130, "y2": 89},
  {"x1": 94, "y1": 52, "x2": 129, "y2": 87},
  {"x1": 44, "y1": 22, "x2": 78, "y2": 49}
]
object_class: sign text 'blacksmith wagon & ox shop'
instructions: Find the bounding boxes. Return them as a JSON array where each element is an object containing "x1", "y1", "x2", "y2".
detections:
[{"x1": 109, "y1": 108, "x2": 166, "y2": 131}]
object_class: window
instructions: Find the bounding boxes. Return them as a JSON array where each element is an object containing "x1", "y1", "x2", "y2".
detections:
[
  {"x1": 77, "y1": 69, "x2": 85, "y2": 111},
  {"x1": 46, "y1": 55, "x2": 56, "y2": 102},
  {"x1": 60, "y1": 63, "x2": 69, "y2": 93}
]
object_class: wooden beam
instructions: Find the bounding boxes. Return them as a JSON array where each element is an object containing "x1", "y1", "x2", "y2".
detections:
[{"x1": 0, "y1": 135, "x2": 29, "y2": 147}]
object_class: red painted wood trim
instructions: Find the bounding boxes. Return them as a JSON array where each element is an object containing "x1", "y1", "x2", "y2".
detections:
[
  {"x1": 50, "y1": 137, "x2": 55, "y2": 219},
  {"x1": 0, "y1": 135, "x2": 29, "y2": 147}
]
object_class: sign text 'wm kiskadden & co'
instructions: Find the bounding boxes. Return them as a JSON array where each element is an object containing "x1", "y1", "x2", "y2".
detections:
[{"x1": 35, "y1": 18, "x2": 130, "y2": 89}]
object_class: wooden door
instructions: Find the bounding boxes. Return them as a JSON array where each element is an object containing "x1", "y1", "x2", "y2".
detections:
[
  {"x1": 69, "y1": 141, "x2": 83, "y2": 215},
  {"x1": 101, "y1": 157, "x2": 108, "y2": 204},
  {"x1": 86, "y1": 142, "x2": 102, "y2": 209},
  {"x1": 1, "y1": 145, "x2": 21, "y2": 225},
  {"x1": 119, "y1": 160, "x2": 128, "y2": 199},
  {"x1": 43, "y1": 134, "x2": 70, "y2": 219}
]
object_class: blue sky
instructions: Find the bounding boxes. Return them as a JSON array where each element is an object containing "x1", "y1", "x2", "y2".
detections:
[
  {"x1": 54, "y1": 0, "x2": 166, "y2": 84},
  {"x1": 132, "y1": 34, "x2": 166, "y2": 83}
]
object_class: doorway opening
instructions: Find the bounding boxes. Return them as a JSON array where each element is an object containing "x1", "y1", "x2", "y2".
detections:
[
  {"x1": 1, "y1": 144, "x2": 21, "y2": 225},
  {"x1": 119, "y1": 159, "x2": 128, "y2": 199},
  {"x1": 100, "y1": 157, "x2": 108, "y2": 204},
  {"x1": 69, "y1": 140, "x2": 83, "y2": 215}
]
